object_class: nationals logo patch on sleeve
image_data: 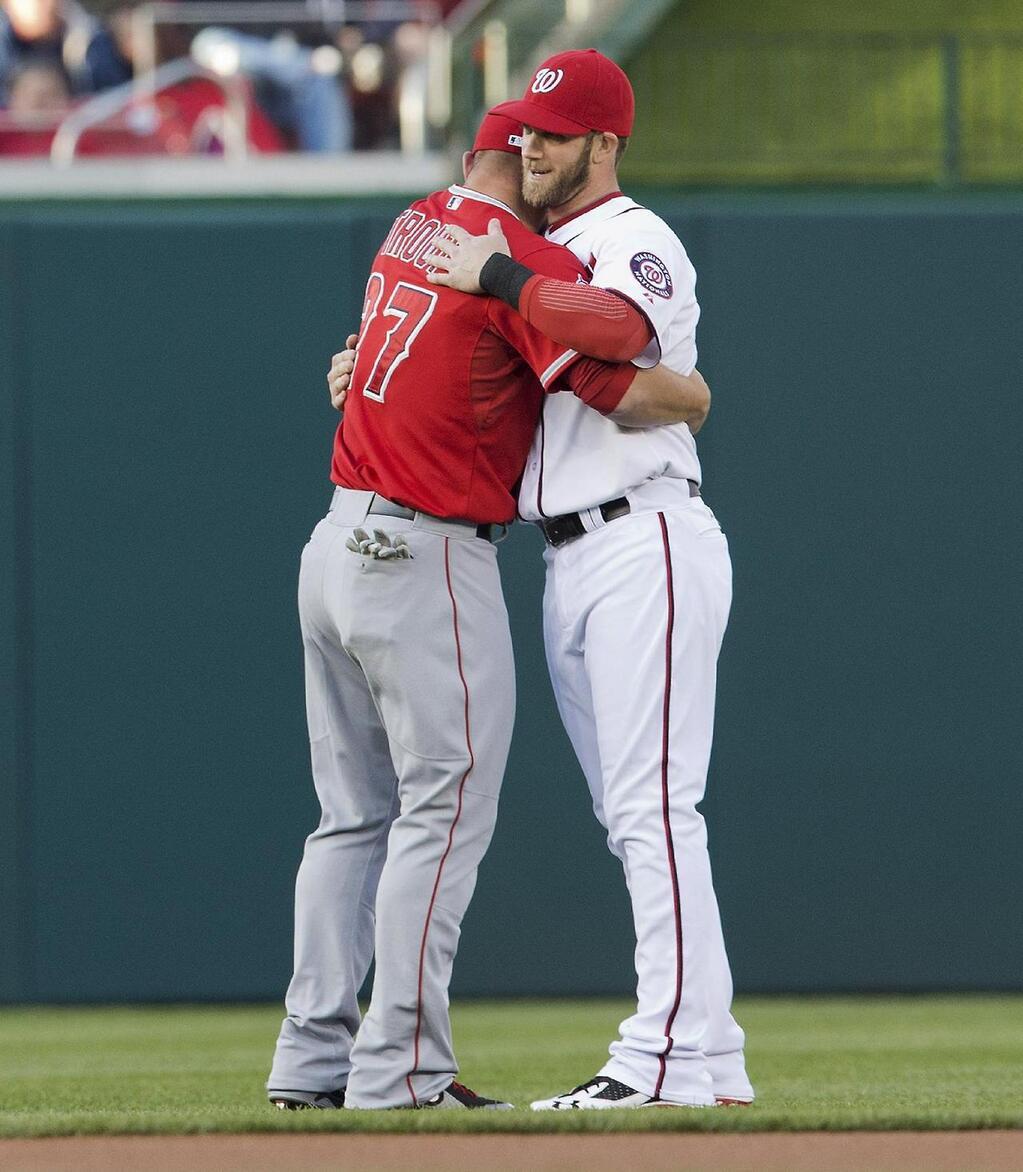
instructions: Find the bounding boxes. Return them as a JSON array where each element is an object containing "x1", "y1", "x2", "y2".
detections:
[{"x1": 629, "y1": 252, "x2": 673, "y2": 299}]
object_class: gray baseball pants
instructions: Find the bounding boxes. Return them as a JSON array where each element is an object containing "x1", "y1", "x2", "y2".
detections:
[{"x1": 268, "y1": 487, "x2": 514, "y2": 1109}]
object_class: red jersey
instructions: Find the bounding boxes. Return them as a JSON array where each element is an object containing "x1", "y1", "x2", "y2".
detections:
[{"x1": 330, "y1": 184, "x2": 626, "y2": 524}]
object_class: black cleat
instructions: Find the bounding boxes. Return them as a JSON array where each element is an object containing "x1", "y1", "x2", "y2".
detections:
[{"x1": 417, "y1": 1080, "x2": 513, "y2": 1110}]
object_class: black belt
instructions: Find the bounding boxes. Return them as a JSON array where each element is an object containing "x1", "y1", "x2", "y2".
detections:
[
  {"x1": 538, "y1": 481, "x2": 700, "y2": 548},
  {"x1": 367, "y1": 494, "x2": 494, "y2": 542}
]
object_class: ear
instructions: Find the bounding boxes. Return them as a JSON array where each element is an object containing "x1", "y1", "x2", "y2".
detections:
[
  {"x1": 593, "y1": 132, "x2": 618, "y2": 165},
  {"x1": 462, "y1": 150, "x2": 474, "y2": 181}
]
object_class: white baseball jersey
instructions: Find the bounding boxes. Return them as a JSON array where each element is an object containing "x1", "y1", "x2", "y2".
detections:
[{"x1": 518, "y1": 194, "x2": 703, "y2": 521}]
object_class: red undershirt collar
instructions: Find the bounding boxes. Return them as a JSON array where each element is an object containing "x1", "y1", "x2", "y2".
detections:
[{"x1": 546, "y1": 190, "x2": 624, "y2": 233}]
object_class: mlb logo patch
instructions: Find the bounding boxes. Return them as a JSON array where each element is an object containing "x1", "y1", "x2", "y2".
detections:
[{"x1": 446, "y1": 195, "x2": 463, "y2": 210}]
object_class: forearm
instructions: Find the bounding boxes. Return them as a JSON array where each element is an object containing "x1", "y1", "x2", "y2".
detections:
[
  {"x1": 560, "y1": 355, "x2": 638, "y2": 414},
  {"x1": 480, "y1": 254, "x2": 653, "y2": 362},
  {"x1": 608, "y1": 365, "x2": 711, "y2": 431}
]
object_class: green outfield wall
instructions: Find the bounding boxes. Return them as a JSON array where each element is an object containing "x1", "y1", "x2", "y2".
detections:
[{"x1": 1, "y1": 192, "x2": 1021, "y2": 1002}]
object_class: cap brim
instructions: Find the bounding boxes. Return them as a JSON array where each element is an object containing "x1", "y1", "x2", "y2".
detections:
[{"x1": 492, "y1": 99, "x2": 592, "y2": 137}]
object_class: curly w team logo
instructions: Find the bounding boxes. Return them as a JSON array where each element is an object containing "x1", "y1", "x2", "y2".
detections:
[
  {"x1": 531, "y1": 68, "x2": 564, "y2": 93},
  {"x1": 630, "y1": 252, "x2": 674, "y2": 299}
]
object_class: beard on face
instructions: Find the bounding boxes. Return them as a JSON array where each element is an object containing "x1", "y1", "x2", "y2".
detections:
[{"x1": 522, "y1": 134, "x2": 595, "y2": 210}]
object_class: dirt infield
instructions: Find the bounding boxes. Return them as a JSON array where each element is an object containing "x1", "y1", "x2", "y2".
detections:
[{"x1": 1, "y1": 1132, "x2": 1021, "y2": 1171}]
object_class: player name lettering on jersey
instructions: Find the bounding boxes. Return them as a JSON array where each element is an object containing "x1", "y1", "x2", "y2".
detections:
[{"x1": 379, "y1": 208, "x2": 443, "y2": 271}]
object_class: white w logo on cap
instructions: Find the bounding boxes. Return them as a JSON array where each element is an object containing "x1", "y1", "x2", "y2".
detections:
[{"x1": 531, "y1": 68, "x2": 564, "y2": 94}]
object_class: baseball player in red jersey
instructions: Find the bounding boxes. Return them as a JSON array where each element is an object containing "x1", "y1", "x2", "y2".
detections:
[
  {"x1": 423, "y1": 52, "x2": 756, "y2": 1110},
  {"x1": 267, "y1": 112, "x2": 709, "y2": 1113}
]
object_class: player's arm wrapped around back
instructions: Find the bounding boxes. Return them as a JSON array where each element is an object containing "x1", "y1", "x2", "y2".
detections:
[
  {"x1": 609, "y1": 364, "x2": 710, "y2": 432},
  {"x1": 557, "y1": 357, "x2": 710, "y2": 431},
  {"x1": 480, "y1": 254, "x2": 654, "y2": 363},
  {"x1": 559, "y1": 355, "x2": 637, "y2": 415}
]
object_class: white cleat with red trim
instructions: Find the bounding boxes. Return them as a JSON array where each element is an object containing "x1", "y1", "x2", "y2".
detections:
[{"x1": 531, "y1": 1076, "x2": 712, "y2": 1111}]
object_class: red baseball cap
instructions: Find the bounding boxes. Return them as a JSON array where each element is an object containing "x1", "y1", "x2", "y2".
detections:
[
  {"x1": 471, "y1": 110, "x2": 525, "y2": 155},
  {"x1": 493, "y1": 48, "x2": 634, "y2": 138}
]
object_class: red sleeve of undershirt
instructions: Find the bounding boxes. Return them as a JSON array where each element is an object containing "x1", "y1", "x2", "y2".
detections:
[
  {"x1": 556, "y1": 354, "x2": 637, "y2": 415},
  {"x1": 517, "y1": 275, "x2": 654, "y2": 363}
]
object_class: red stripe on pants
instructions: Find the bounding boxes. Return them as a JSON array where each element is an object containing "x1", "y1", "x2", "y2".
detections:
[
  {"x1": 654, "y1": 513, "x2": 684, "y2": 1100},
  {"x1": 405, "y1": 538, "x2": 475, "y2": 1106}
]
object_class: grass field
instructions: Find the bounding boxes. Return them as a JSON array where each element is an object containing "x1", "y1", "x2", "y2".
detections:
[{"x1": 1, "y1": 997, "x2": 1021, "y2": 1138}]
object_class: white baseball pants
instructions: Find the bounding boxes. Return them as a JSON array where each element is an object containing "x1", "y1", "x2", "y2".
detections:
[
  {"x1": 542, "y1": 486, "x2": 753, "y2": 1105},
  {"x1": 268, "y1": 489, "x2": 514, "y2": 1108}
]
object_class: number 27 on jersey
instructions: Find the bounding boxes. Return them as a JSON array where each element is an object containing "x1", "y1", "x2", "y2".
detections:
[{"x1": 356, "y1": 271, "x2": 438, "y2": 403}]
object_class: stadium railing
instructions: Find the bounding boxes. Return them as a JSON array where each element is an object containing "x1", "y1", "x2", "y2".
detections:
[{"x1": 0, "y1": 0, "x2": 453, "y2": 193}]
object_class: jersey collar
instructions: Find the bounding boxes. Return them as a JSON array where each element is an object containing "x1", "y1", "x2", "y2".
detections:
[
  {"x1": 545, "y1": 191, "x2": 627, "y2": 237},
  {"x1": 447, "y1": 184, "x2": 518, "y2": 218}
]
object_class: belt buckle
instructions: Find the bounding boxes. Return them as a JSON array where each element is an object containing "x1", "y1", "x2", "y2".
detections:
[{"x1": 600, "y1": 497, "x2": 631, "y2": 523}]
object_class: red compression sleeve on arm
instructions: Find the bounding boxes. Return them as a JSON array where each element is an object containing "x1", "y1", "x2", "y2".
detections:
[
  {"x1": 559, "y1": 355, "x2": 637, "y2": 415},
  {"x1": 518, "y1": 275, "x2": 654, "y2": 362}
]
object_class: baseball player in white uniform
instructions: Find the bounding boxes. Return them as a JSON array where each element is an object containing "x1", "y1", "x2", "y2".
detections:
[{"x1": 425, "y1": 50, "x2": 755, "y2": 1109}]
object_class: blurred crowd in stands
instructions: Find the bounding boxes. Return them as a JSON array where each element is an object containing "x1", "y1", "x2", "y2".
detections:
[{"x1": 0, "y1": 0, "x2": 460, "y2": 157}]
